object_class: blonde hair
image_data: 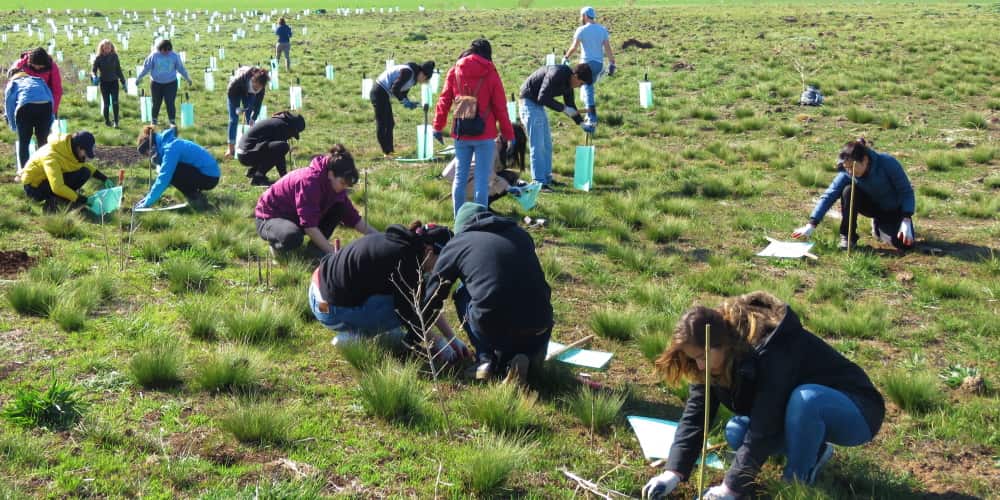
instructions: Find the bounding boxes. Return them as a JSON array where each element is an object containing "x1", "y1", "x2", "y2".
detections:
[
  {"x1": 97, "y1": 39, "x2": 116, "y2": 56},
  {"x1": 137, "y1": 125, "x2": 156, "y2": 145}
]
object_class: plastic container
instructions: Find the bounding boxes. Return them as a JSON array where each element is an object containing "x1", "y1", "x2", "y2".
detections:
[
  {"x1": 290, "y1": 85, "x2": 302, "y2": 110},
  {"x1": 325, "y1": 64, "x2": 335, "y2": 80},
  {"x1": 574, "y1": 144, "x2": 595, "y2": 191},
  {"x1": 361, "y1": 76, "x2": 373, "y2": 100},
  {"x1": 127, "y1": 77, "x2": 138, "y2": 96},
  {"x1": 86, "y1": 85, "x2": 99, "y2": 102},
  {"x1": 639, "y1": 77, "x2": 653, "y2": 109},
  {"x1": 545, "y1": 53, "x2": 556, "y2": 66},
  {"x1": 420, "y1": 83, "x2": 432, "y2": 107},
  {"x1": 203, "y1": 70, "x2": 214, "y2": 92},
  {"x1": 385, "y1": 58, "x2": 395, "y2": 71},
  {"x1": 269, "y1": 70, "x2": 279, "y2": 90},
  {"x1": 180, "y1": 93, "x2": 194, "y2": 128},
  {"x1": 416, "y1": 124, "x2": 434, "y2": 160},
  {"x1": 87, "y1": 186, "x2": 123, "y2": 216},
  {"x1": 507, "y1": 94, "x2": 518, "y2": 125},
  {"x1": 513, "y1": 182, "x2": 542, "y2": 211}
]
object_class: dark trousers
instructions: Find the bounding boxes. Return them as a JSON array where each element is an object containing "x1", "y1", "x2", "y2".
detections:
[
  {"x1": 453, "y1": 284, "x2": 552, "y2": 364},
  {"x1": 255, "y1": 203, "x2": 345, "y2": 252},
  {"x1": 99, "y1": 81, "x2": 120, "y2": 123},
  {"x1": 150, "y1": 80, "x2": 178, "y2": 124},
  {"x1": 24, "y1": 168, "x2": 91, "y2": 202},
  {"x1": 839, "y1": 184, "x2": 914, "y2": 249},
  {"x1": 370, "y1": 86, "x2": 395, "y2": 154},
  {"x1": 171, "y1": 162, "x2": 219, "y2": 198},
  {"x1": 15, "y1": 102, "x2": 53, "y2": 169},
  {"x1": 237, "y1": 141, "x2": 289, "y2": 178}
]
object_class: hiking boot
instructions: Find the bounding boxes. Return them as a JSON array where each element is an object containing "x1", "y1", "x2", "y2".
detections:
[
  {"x1": 807, "y1": 442, "x2": 834, "y2": 484},
  {"x1": 837, "y1": 235, "x2": 858, "y2": 250},
  {"x1": 540, "y1": 184, "x2": 554, "y2": 193},
  {"x1": 503, "y1": 354, "x2": 530, "y2": 386},
  {"x1": 474, "y1": 353, "x2": 496, "y2": 381},
  {"x1": 250, "y1": 175, "x2": 273, "y2": 187}
]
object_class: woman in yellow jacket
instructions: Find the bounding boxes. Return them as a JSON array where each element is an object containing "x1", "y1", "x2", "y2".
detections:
[{"x1": 20, "y1": 131, "x2": 113, "y2": 210}]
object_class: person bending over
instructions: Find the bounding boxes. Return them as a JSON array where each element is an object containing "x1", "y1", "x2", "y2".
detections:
[
  {"x1": 236, "y1": 111, "x2": 305, "y2": 186},
  {"x1": 135, "y1": 126, "x2": 220, "y2": 211},
  {"x1": 225, "y1": 66, "x2": 269, "y2": 160},
  {"x1": 371, "y1": 60, "x2": 435, "y2": 157},
  {"x1": 20, "y1": 131, "x2": 113, "y2": 211}
]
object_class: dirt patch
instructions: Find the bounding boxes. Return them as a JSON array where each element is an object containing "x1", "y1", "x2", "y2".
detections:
[
  {"x1": 621, "y1": 38, "x2": 654, "y2": 50},
  {"x1": 95, "y1": 146, "x2": 144, "y2": 168},
  {"x1": 672, "y1": 60, "x2": 695, "y2": 71},
  {"x1": 0, "y1": 250, "x2": 35, "y2": 278}
]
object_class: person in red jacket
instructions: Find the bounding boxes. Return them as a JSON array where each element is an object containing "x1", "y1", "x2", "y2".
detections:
[
  {"x1": 8, "y1": 48, "x2": 63, "y2": 119},
  {"x1": 432, "y1": 39, "x2": 515, "y2": 216}
]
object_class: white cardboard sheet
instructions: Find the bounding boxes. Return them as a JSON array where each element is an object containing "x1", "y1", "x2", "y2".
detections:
[
  {"x1": 757, "y1": 240, "x2": 815, "y2": 259},
  {"x1": 546, "y1": 341, "x2": 612, "y2": 370},
  {"x1": 626, "y1": 416, "x2": 725, "y2": 469}
]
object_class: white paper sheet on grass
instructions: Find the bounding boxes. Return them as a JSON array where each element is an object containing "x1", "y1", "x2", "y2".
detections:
[
  {"x1": 134, "y1": 202, "x2": 188, "y2": 212},
  {"x1": 757, "y1": 240, "x2": 814, "y2": 259},
  {"x1": 626, "y1": 416, "x2": 725, "y2": 469},
  {"x1": 546, "y1": 341, "x2": 612, "y2": 370}
]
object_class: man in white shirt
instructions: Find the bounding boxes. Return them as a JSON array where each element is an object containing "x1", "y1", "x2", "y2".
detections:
[{"x1": 563, "y1": 6, "x2": 616, "y2": 129}]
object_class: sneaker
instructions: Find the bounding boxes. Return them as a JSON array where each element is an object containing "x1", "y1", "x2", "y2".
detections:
[
  {"x1": 503, "y1": 354, "x2": 530, "y2": 386},
  {"x1": 807, "y1": 442, "x2": 834, "y2": 484},
  {"x1": 837, "y1": 235, "x2": 858, "y2": 250},
  {"x1": 475, "y1": 354, "x2": 495, "y2": 381},
  {"x1": 250, "y1": 175, "x2": 273, "y2": 187},
  {"x1": 540, "y1": 184, "x2": 554, "y2": 193},
  {"x1": 330, "y1": 331, "x2": 362, "y2": 347},
  {"x1": 105, "y1": 118, "x2": 112, "y2": 127},
  {"x1": 113, "y1": 121, "x2": 120, "y2": 129}
]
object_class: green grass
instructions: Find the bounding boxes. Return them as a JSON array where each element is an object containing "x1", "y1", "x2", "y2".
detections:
[
  {"x1": 882, "y1": 371, "x2": 941, "y2": 414},
  {"x1": 193, "y1": 344, "x2": 264, "y2": 393},
  {"x1": 563, "y1": 386, "x2": 625, "y2": 432},
  {"x1": 357, "y1": 360, "x2": 430, "y2": 423},
  {"x1": 218, "y1": 399, "x2": 293, "y2": 446},
  {"x1": 335, "y1": 336, "x2": 387, "y2": 372},
  {"x1": 466, "y1": 382, "x2": 540, "y2": 434},
  {"x1": 129, "y1": 335, "x2": 185, "y2": 389},
  {"x1": 179, "y1": 299, "x2": 219, "y2": 340},
  {"x1": 222, "y1": 301, "x2": 296, "y2": 343},
  {"x1": 39, "y1": 213, "x2": 84, "y2": 239},
  {"x1": 160, "y1": 257, "x2": 214, "y2": 293},
  {"x1": 460, "y1": 433, "x2": 535, "y2": 496},
  {"x1": 1, "y1": 378, "x2": 86, "y2": 430},
  {"x1": 589, "y1": 309, "x2": 641, "y2": 341},
  {"x1": 6, "y1": 282, "x2": 57, "y2": 317}
]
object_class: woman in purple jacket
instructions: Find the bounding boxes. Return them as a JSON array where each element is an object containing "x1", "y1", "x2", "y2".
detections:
[{"x1": 254, "y1": 144, "x2": 377, "y2": 256}]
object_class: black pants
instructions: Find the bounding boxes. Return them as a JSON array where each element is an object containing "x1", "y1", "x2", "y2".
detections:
[
  {"x1": 15, "y1": 102, "x2": 53, "y2": 169},
  {"x1": 370, "y1": 86, "x2": 395, "y2": 154},
  {"x1": 150, "y1": 80, "x2": 178, "y2": 124},
  {"x1": 99, "y1": 81, "x2": 120, "y2": 123},
  {"x1": 171, "y1": 162, "x2": 219, "y2": 198},
  {"x1": 237, "y1": 141, "x2": 289, "y2": 178},
  {"x1": 255, "y1": 203, "x2": 346, "y2": 252},
  {"x1": 839, "y1": 184, "x2": 913, "y2": 249},
  {"x1": 24, "y1": 168, "x2": 91, "y2": 202}
]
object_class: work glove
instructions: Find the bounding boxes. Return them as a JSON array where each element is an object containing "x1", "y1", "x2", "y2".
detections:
[
  {"x1": 641, "y1": 470, "x2": 681, "y2": 499},
  {"x1": 401, "y1": 98, "x2": 418, "y2": 110},
  {"x1": 791, "y1": 223, "x2": 816, "y2": 240},
  {"x1": 608, "y1": 63, "x2": 617, "y2": 76},
  {"x1": 103, "y1": 179, "x2": 115, "y2": 189},
  {"x1": 702, "y1": 483, "x2": 737, "y2": 500},
  {"x1": 581, "y1": 123, "x2": 596, "y2": 134},
  {"x1": 897, "y1": 218, "x2": 914, "y2": 247},
  {"x1": 448, "y1": 336, "x2": 472, "y2": 361},
  {"x1": 91, "y1": 75, "x2": 100, "y2": 85},
  {"x1": 560, "y1": 56, "x2": 569, "y2": 66},
  {"x1": 433, "y1": 130, "x2": 444, "y2": 144},
  {"x1": 563, "y1": 106, "x2": 578, "y2": 119}
]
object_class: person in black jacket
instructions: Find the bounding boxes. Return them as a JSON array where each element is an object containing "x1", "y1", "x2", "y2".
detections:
[
  {"x1": 371, "y1": 61, "x2": 435, "y2": 157},
  {"x1": 642, "y1": 292, "x2": 885, "y2": 500},
  {"x1": 519, "y1": 63, "x2": 593, "y2": 191},
  {"x1": 423, "y1": 203, "x2": 553, "y2": 385},
  {"x1": 235, "y1": 111, "x2": 305, "y2": 186},
  {"x1": 225, "y1": 66, "x2": 269, "y2": 159},
  {"x1": 91, "y1": 40, "x2": 126, "y2": 128},
  {"x1": 310, "y1": 221, "x2": 471, "y2": 362}
]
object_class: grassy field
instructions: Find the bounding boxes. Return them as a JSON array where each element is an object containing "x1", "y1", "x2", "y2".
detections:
[{"x1": 1, "y1": 2, "x2": 998, "y2": 499}]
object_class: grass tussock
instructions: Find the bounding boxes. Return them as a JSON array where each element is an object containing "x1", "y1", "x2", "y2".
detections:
[
  {"x1": 219, "y1": 398, "x2": 293, "y2": 445},
  {"x1": 563, "y1": 386, "x2": 625, "y2": 432},
  {"x1": 6, "y1": 281, "x2": 57, "y2": 317},
  {"x1": 589, "y1": 309, "x2": 641, "y2": 341},
  {"x1": 882, "y1": 371, "x2": 941, "y2": 414},
  {"x1": 179, "y1": 299, "x2": 219, "y2": 340},
  {"x1": 646, "y1": 216, "x2": 688, "y2": 243},
  {"x1": 460, "y1": 433, "x2": 535, "y2": 496},
  {"x1": 193, "y1": 344, "x2": 265, "y2": 393},
  {"x1": 129, "y1": 335, "x2": 185, "y2": 389},
  {"x1": 807, "y1": 304, "x2": 890, "y2": 340},
  {"x1": 49, "y1": 296, "x2": 87, "y2": 332},
  {"x1": 336, "y1": 336, "x2": 387, "y2": 373},
  {"x1": 160, "y1": 257, "x2": 213, "y2": 293},
  {"x1": 637, "y1": 331, "x2": 670, "y2": 362},
  {"x1": 466, "y1": 382, "x2": 539, "y2": 434},
  {"x1": 222, "y1": 301, "x2": 297, "y2": 343},
  {"x1": 1, "y1": 378, "x2": 86, "y2": 430},
  {"x1": 40, "y1": 212, "x2": 84, "y2": 239},
  {"x1": 357, "y1": 360, "x2": 429, "y2": 423}
]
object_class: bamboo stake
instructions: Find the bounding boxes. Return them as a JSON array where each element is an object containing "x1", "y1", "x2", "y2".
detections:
[
  {"x1": 545, "y1": 334, "x2": 595, "y2": 361},
  {"x1": 847, "y1": 174, "x2": 856, "y2": 257},
  {"x1": 697, "y1": 323, "x2": 711, "y2": 499}
]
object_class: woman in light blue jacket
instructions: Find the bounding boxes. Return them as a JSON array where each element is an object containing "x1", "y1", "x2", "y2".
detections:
[
  {"x1": 136, "y1": 39, "x2": 192, "y2": 126},
  {"x1": 135, "y1": 125, "x2": 219, "y2": 210},
  {"x1": 4, "y1": 72, "x2": 55, "y2": 170}
]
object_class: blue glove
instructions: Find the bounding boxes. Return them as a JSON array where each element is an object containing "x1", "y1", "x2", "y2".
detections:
[
  {"x1": 581, "y1": 123, "x2": 596, "y2": 134},
  {"x1": 401, "y1": 98, "x2": 418, "y2": 110},
  {"x1": 608, "y1": 63, "x2": 616, "y2": 76},
  {"x1": 91, "y1": 76, "x2": 100, "y2": 85},
  {"x1": 103, "y1": 179, "x2": 115, "y2": 189},
  {"x1": 433, "y1": 130, "x2": 444, "y2": 144}
]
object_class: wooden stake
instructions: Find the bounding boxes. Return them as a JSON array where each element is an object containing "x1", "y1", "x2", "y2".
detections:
[
  {"x1": 697, "y1": 323, "x2": 711, "y2": 498},
  {"x1": 545, "y1": 334, "x2": 595, "y2": 360},
  {"x1": 847, "y1": 174, "x2": 856, "y2": 257}
]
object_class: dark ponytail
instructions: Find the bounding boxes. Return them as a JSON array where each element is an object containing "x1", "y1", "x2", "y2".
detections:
[{"x1": 838, "y1": 137, "x2": 870, "y2": 167}]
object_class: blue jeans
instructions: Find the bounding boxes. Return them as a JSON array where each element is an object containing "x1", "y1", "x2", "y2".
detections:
[
  {"x1": 580, "y1": 60, "x2": 603, "y2": 110},
  {"x1": 453, "y1": 284, "x2": 550, "y2": 364},
  {"x1": 724, "y1": 384, "x2": 874, "y2": 484},
  {"x1": 309, "y1": 282, "x2": 402, "y2": 335},
  {"x1": 452, "y1": 138, "x2": 495, "y2": 215},
  {"x1": 520, "y1": 99, "x2": 552, "y2": 186},
  {"x1": 228, "y1": 94, "x2": 257, "y2": 144}
]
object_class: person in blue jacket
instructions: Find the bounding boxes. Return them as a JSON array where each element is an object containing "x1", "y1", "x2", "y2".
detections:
[
  {"x1": 136, "y1": 39, "x2": 193, "y2": 126},
  {"x1": 4, "y1": 72, "x2": 54, "y2": 171},
  {"x1": 792, "y1": 138, "x2": 916, "y2": 250},
  {"x1": 274, "y1": 17, "x2": 292, "y2": 71},
  {"x1": 134, "y1": 125, "x2": 219, "y2": 210}
]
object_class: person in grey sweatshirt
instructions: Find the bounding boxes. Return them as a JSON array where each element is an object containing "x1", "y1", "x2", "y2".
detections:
[{"x1": 136, "y1": 39, "x2": 192, "y2": 126}]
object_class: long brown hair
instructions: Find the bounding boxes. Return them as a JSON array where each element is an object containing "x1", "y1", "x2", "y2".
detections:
[{"x1": 654, "y1": 306, "x2": 747, "y2": 388}]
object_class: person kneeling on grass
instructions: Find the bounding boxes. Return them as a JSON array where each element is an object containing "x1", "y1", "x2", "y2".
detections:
[
  {"x1": 792, "y1": 138, "x2": 916, "y2": 251},
  {"x1": 236, "y1": 111, "x2": 306, "y2": 186},
  {"x1": 254, "y1": 144, "x2": 377, "y2": 257},
  {"x1": 422, "y1": 203, "x2": 553, "y2": 386},
  {"x1": 440, "y1": 123, "x2": 527, "y2": 209},
  {"x1": 134, "y1": 125, "x2": 219, "y2": 211},
  {"x1": 310, "y1": 220, "x2": 471, "y2": 362},
  {"x1": 519, "y1": 62, "x2": 593, "y2": 192},
  {"x1": 20, "y1": 130, "x2": 114, "y2": 211},
  {"x1": 642, "y1": 291, "x2": 885, "y2": 500}
]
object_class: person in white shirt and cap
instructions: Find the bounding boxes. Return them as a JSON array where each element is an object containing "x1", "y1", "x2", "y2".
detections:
[{"x1": 562, "y1": 6, "x2": 616, "y2": 129}]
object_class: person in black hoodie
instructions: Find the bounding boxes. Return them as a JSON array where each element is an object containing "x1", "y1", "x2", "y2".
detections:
[
  {"x1": 423, "y1": 203, "x2": 553, "y2": 385},
  {"x1": 91, "y1": 40, "x2": 126, "y2": 128},
  {"x1": 225, "y1": 66, "x2": 269, "y2": 159},
  {"x1": 311, "y1": 221, "x2": 471, "y2": 362},
  {"x1": 642, "y1": 292, "x2": 885, "y2": 500},
  {"x1": 234, "y1": 111, "x2": 305, "y2": 186},
  {"x1": 519, "y1": 63, "x2": 593, "y2": 191},
  {"x1": 371, "y1": 61, "x2": 435, "y2": 157}
]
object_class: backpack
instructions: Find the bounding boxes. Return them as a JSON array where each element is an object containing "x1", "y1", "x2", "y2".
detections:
[
  {"x1": 452, "y1": 71, "x2": 487, "y2": 137},
  {"x1": 800, "y1": 85, "x2": 824, "y2": 106}
]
